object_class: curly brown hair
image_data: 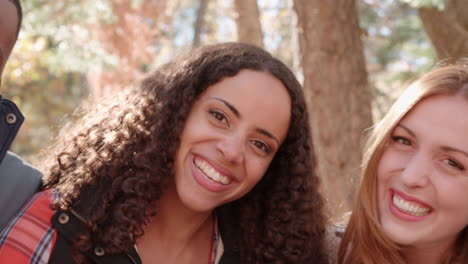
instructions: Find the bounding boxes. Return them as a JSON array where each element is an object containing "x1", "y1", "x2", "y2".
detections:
[{"x1": 41, "y1": 42, "x2": 327, "y2": 263}]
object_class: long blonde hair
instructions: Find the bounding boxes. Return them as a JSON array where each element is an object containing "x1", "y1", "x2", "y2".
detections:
[{"x1": 338, "y1": 62, "x2": 468, "y2": 264}]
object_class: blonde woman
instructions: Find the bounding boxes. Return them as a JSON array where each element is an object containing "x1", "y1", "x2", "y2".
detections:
[{"x1": 339, "y1": 63, "x2": 468, "y2": 264}]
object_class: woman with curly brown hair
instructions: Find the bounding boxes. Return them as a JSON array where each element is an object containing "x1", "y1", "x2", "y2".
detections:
[
  {"x1": 338, "y1": 62, "x2": 468, "y2": 264},
  {"x1": 0, "y1": 42, "x2": 328, "y2": 263}
]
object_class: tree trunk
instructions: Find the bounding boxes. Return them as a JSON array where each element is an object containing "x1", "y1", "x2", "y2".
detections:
[
  {"x1": 87, "y1": 0, "x2": 165, "y2": 98},
  {"x1": 293, "y1": 0, "x2": 372, "y2": 217},
  {"x1": 419, "y1": 0, "x2": 468, "y2": 60},
  {"x1": 234, "y1": 0, "x2": 263, "y2": 47},
  {"x1": 193, "y1": 0, "x2": 209, "y2": 48}
]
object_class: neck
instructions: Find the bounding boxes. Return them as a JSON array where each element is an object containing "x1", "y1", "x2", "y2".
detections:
[
  {"x1": 149, "y1": 185, "x2": 213, "y2": 243},
  {"x1": 402, "y1": 239, "x2": 455, "y2": 264},
  {"x1": 137, "y1": 182, "x2": 214, "y2": 262}
]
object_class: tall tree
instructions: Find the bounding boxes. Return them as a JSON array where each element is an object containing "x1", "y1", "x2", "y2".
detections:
[
  {"x1": 87, "y1": 0, "x2": 166, "y2": 97},
  {"x1": 234, "y1": 0, "x2": 263, "y2": 47},
  {"x1": 293, "y1": 0, "x2": 372, "y2": 216},
  {"x1": 418, "y1": 0, "x2": 468, "y2": 59},
  {"x1": 193, "y1": 0, "x2": 209, "y2": 48}
]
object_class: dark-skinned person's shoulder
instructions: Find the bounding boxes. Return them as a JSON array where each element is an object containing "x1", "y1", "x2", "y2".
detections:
[{"x1": 0, "y1": 151, "x2": 42, "y2": 231}]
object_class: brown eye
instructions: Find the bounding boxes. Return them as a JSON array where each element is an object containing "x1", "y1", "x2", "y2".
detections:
[
  {"x1": 208, "y1": 110, "x2": 227, "y2": 123},
  {"x1": 251, "y1": 140, "x2": 271, "y2": 154}
]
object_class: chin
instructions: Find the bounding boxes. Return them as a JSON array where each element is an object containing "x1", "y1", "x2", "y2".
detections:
[
  {"x1": 179, "y1": 193, "x2": 220, "y2": 213},
  {"x1": 381, "y1": 222, "x2": 423, "y2": 247}
]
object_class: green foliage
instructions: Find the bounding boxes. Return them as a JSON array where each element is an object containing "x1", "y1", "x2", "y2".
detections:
[
  {"x1": 259, "y1": 0, "x2": 297, "y2": 70},
  {"x1": 359, "y1": 0, "x2": 436, "y2": 119},
  {"x1": 3, "y1": 35, "x2": 88, "y2": 161},
  {"x1": 3, "y1": 0, "x2": 441, "y2": 162},
  {"x1": 5, "y1": 0, "x2": 155, "y2": 161},
  {"x1": 398, "y1": 0, "x2": 445, "y2": 9},
  {"x1": 22, "y1": 0, "x2": 127, "y2": 73}
]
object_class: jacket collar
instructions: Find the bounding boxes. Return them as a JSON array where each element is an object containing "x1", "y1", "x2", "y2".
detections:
[{"x1": 52, "y1": 200, "x2": 241, "y2": 264}]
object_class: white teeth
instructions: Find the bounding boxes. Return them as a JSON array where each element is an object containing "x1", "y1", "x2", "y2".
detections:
[
  {"x1": 194, "y1": 158, "x2": 231, "y2": 185},
  {"x1": 392, "y1": 194, "x2": 431, "y2": 216}
]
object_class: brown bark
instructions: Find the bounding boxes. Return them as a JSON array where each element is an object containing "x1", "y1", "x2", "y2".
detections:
[
  {"x1": 193, "y1": 0, "x2": 209, "y2": 48},
  {"x1": 234, "y1": 0, "x2": 263, "y2": 47},
  {"x1": 87, "y1": 0, "x2": 166, "y2": 98},
  {"x1": 293, "y1": 0, "x2": 372, "y2": 217},
  {"x1": 419, "y1": 0, "x2": 468, "y2": 60}
]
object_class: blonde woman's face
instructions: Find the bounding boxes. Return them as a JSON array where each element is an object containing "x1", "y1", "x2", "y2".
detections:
[{"x1": 377, "y1": 94, "x2": 468, "y2": 253}]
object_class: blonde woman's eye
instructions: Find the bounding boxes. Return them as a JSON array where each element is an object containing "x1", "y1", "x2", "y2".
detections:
[
  {"x1": 392, "y1": 136, "x2": 411, "y2": 146},
  {"x1": 444, "y1": 159, "x2": 464, "y2": 171}
]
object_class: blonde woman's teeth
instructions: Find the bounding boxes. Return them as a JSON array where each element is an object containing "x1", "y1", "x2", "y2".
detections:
[
  {"x1": 393, "y1": 194, "x2": 431, "y2": 216},
  {"x1": 194, "y1": 158, "x2": 231, "y2": 185}
]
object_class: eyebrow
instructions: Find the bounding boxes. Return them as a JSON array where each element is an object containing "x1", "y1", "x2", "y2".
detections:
[
  {"x1": 398, "y1": 124, "x2": 468, "y2": 157},
  {"x1": 256, "y1": 128, "x2": 280, "y2": 145},
  {"x1": 396, "y1": 124, "x2": 416, "y2": 137},
  {"x1": 211, "y1": 97, "x2": 240, "y2": 118},
  {"x1": 210, "y1": 97, "x2": 280, "y2": 145},
  {"x1": 440, "y1": 146, "x2": 468, "y2": 158}
]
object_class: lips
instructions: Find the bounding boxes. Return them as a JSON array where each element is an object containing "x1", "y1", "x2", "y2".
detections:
[
  {"x1": 392, "y1": 194, "x2": 431, "y2": 216},
  {"x1": 390, "y1": 189, "x2": 433, "y2": 218},
  {"x1": 194, "y1": 157, "x2": 231, "y2": 185}
]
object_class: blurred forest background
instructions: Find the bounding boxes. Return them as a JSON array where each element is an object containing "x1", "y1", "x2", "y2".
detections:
[{"x1": 2, "y1": 0, "x2": 467, "y2": 216}]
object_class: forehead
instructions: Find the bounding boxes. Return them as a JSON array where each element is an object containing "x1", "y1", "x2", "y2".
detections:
[
  {"x1": 199, "y1": 69, "x2": 292, "y2": 141},
  {"x1": 402, "y1": 94, "x2": 468, "y2": 121},
  {"x1": 201, "y1": 69, "x2": 291, "y2": 111},
  {"x1": 399, "y1": 94, "x2": 468, "y2": 142},
  {"x1": 0, "y1": 0, "x2": 19, "y2": 75}
]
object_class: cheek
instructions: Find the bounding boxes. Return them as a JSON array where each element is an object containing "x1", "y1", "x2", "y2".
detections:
[
  {"x1": 177, "y1": 113, "x2": 209, "y2": 150},
  {"x1": 247, "y1": 158, "x2": 273, "y2": 185},
  {"x1": 438, "y1": 181, "x2": 468, "y2": 219},
  {"x1": 376, "y1": 154, "x2": 390, "y2": 189},
  {"x1": 376, "y1": 148, "x2": 402, "y2": 184},
  {"x1": 376, "y1": 152, "x2": 393, "y2": 209}
]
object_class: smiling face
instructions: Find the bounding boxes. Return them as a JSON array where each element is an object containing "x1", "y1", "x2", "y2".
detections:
[
  {"x1": 0, "y1": 0, "x2": 19, "y2": 84},
  {"x1": 377, "y1": 94, "x2": 468, "y2": 253},
  {"x1": 173, "y1": 69, "x2": 291, "y2": 213}
]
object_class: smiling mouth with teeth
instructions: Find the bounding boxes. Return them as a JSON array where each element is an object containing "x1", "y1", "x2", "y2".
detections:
[
  {"x1": 194, "y1": 158, "x2": 231, "y2": 185},
  {"x1": 392, "y1": 194, "x2": 431, "y2": 217}
]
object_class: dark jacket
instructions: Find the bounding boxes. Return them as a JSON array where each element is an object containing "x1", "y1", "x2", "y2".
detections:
[
  {"x1": 0, "y1": 96, "x2": 42, "y2": 232},
  {"x1": 0, "y1": 95, "x2": 24, "y2": 162},
  {"x1": 49, "y1": 204, "x2": 241, "y2": 264}
]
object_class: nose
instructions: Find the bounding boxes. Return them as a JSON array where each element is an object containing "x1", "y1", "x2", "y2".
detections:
[
  {"x1": 400, "y1": 152, "x2": 430, "y2": 188},
  {"x1": 217, "y1": 134, "x2": 245, "y2": 164}
]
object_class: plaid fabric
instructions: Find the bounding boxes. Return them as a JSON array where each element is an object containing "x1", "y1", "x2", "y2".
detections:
[{"x1": 0, "y1": 191, "x2": 57, "y2": 264}]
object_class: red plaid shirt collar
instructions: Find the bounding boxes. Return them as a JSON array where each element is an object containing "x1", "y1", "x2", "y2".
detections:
[
  {"x1": 0, "y1": 191, "x2": 56, "y2": 264},
  {"x1": 0, "y1": 190, "x2": 223, "y2": 264}
]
